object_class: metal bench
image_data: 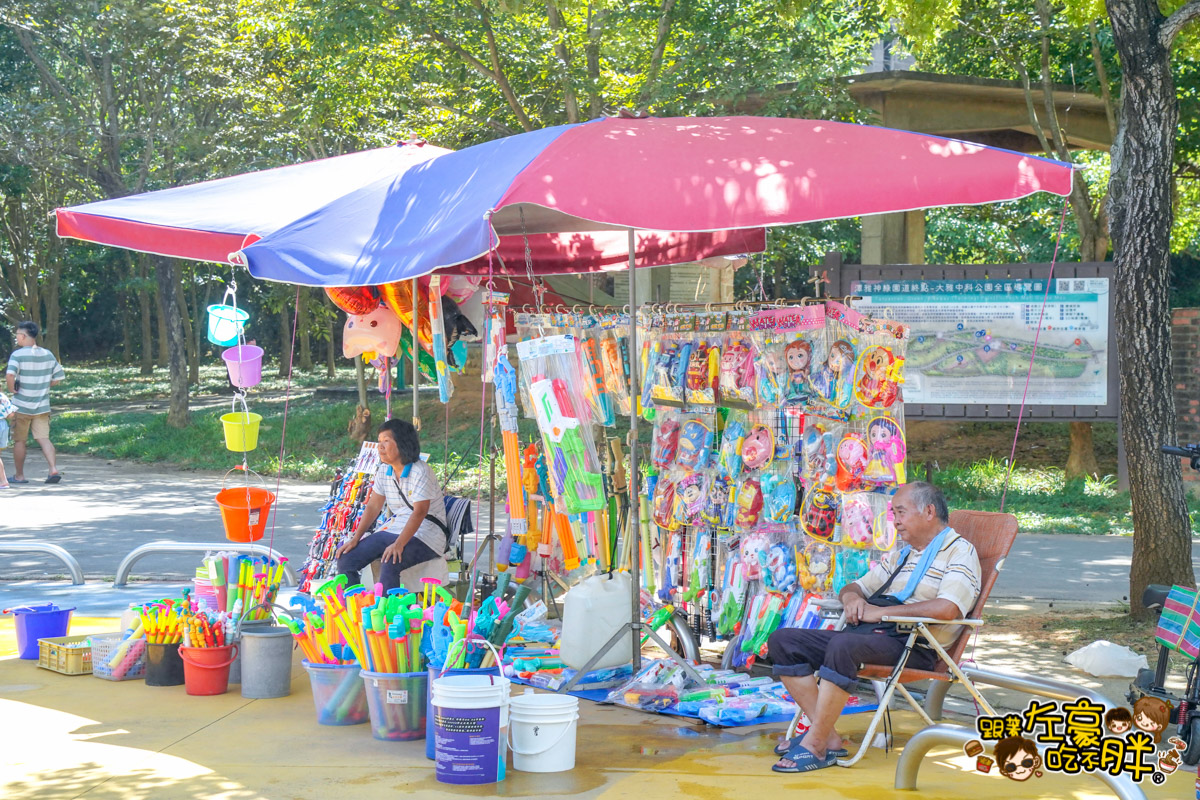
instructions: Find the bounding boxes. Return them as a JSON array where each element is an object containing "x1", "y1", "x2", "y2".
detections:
[{"x1": 0, "y1": 542, "x2": 84, "y2": 584}]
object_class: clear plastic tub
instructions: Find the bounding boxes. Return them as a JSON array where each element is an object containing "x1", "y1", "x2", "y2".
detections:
[
  {"x1": 303, "y1": 661, "x2": 367, "y2": 725},
  {"x1": 91, "y1": 633, "x2": 147, "y2": 681},
  {"x1": 361, "y1": 671, "x2": 427, "y2": 741}
]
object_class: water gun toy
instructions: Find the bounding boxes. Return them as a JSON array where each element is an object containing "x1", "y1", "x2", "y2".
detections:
[
  {"x1": 530, "y1": 376, "x2": 605, "y2": 513},
  {"x1": 427, "y1": 275, "x2": 454, "y2": 403}
]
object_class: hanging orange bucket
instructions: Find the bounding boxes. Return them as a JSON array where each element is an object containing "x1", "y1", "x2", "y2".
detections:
[{"x1": 215, "y1": 467, "x2": 275, "y2": 542}]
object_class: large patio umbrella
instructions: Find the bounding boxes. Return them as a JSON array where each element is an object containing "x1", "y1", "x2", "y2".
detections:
[{"x1": 55, "y1": 114, "x2": 1075, "y2": 677}]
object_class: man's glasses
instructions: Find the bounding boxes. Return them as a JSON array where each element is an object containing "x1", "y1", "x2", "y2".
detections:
[{"x1": 1001, "y1": 757, "x2": 1036, "y2": 773}]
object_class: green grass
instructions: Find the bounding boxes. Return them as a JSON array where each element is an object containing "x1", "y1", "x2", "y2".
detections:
[
  {"x1": 53, "y1": 363, "x2": 360, "y2": 406},
  {"x1": 935, "y1": 457, "x2": 1200, "y2": 535}
]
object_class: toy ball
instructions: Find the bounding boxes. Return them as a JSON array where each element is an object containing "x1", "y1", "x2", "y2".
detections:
[
  {"x1": 343, "y1": 306, "x2": 402, "y2": 358},
  {"x1": 325, "y1": 286, "x2": 380, "y2": 316}
]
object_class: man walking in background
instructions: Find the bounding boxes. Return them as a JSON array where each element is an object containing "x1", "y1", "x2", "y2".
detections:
[{"x1": 6, "y1": 321, "x2": 65, "y2": 484}]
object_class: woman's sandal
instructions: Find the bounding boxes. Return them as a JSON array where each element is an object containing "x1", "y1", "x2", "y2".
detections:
[
  {"x1": 771, "y1": 744, "x2": 837, "y2": 774},
  {"x1": 773, "y1": 738, "x2": 849, "y2": 758}
]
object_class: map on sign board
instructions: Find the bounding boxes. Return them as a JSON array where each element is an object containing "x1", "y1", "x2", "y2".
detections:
[{"x1": 851, "y1": 277, "x2": 1109, "y2": 406}]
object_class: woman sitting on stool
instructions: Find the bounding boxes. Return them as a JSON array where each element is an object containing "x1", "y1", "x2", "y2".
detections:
[{"x1": 336, "y1": 419, "x2": 449, "y2": 593}]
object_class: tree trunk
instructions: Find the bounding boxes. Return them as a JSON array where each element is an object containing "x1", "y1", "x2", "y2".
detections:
[
  {"x1": 153, "y1": 257, "x2": 190, "y2": 428},
  {"x1": 187, "y1": 281, "x2": 201, "y2": 386},
  {"x1": 1106, "y1": 0, "x2": 1196, "y2": 617},
  {"x1": 298, "y1": 289, "x2": 313, "y2": 372},
  {"x1": 175, "y1": 276, "x2": 197, "y2": 387},
  {"x1": 350, "y1": 357, "x2": 372, "y2": 442},
  {"x1": 138, "y1": 259, "x2": 154, "y2": 376},
  {"x1": 119, "y1": 291, "x2": 133, "y2": 364},
  {"x1": 155, "y1": 280, "x2": 169, "y2": 368},
  {"x1": 356, "y1": 357, "x2": 368, "y2": 406},
  {"x1": 41, "y1": 267, "x2": 61, "y2": 358},
  {"x1": 1065, "y1": 422, "x2": 1100, "y2": 478}
]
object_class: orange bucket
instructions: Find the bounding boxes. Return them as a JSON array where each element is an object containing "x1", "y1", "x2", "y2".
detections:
[
  {"x1": 215, "y1": 467, "x2": 275, "y2": 542},
  {"x1": 180, "y1": 644, "x2": 238, "y2": 696}
]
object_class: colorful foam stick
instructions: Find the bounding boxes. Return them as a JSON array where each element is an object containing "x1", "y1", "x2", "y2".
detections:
[
  {"x1": 530, "y1": 377, "x2": 605, "y2": 513},
  {"x1": 581, "y1": 335, "x2": 615, "y2": 426},
  {"x1": 428, "y1": 275, "x2": 453, "y2": 403}
]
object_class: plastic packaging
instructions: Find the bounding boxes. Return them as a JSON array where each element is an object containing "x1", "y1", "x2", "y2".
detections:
[
  {"x1": 1065, "y1": 641, "x2": 1149, "y2": 678},
  {"x1": 517, "y1": 335, "x2": 606, "y2": 514}
]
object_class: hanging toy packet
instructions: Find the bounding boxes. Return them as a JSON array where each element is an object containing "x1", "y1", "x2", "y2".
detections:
[
  {"x1": 719, "y1": 313, "x2": 758, "y2": 409},
  {"x1": 600, "y1": 314, "x2": 633, "y2": 417},
  {"x1": 863, "y1": 414, "x2": 907, "y2": 488},
  {"x1": 757, "y1": 305, "x2": 824, "y2": 409},
  {"x1": 809, "y1": 301, "x2": 862, "y2": 416},
  {"x1": 853, "y1": 317, "x2": 908, "y2": 410},
  {"x1": 649, "y1": 313, "x2": 689, "y2": 409},
  {"x1": 685, "y1": 336, "x2": 720, "y2": 407}
]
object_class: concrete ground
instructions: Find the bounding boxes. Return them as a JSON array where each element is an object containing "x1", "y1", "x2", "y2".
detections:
[{"x1": 0, "y1": 617, "x2": 1185, "y2": 800}]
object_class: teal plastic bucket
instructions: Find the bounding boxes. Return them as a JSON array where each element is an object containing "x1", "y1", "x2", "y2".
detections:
[{"x1": 206, "y1": 304, "x2": 249, "y2": 346}]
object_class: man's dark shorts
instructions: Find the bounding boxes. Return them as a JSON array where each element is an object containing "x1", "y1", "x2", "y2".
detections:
[{"x1": 766, "y1": 628, "x2": 937, "y2": 691}]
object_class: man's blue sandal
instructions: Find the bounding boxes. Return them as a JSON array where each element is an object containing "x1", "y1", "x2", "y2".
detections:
[
  {"x1": 774, "y1": 738, "x2": 848, "y2": 758},
  {"x1": 771, "y1": 745, "x2": 837, "y2": 773}
]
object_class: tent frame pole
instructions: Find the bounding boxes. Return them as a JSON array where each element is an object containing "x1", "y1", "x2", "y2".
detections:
[
  {"x1": 559, "y1": 228, "x2": 704, "y2": 692},
  {"x1": 411, "y1": 277, "x2": 420, "y2": 429}
]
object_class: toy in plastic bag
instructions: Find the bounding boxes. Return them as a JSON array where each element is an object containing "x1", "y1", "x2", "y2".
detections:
[
  {"x1": 740, "y1": 531, "x2": 771, "y2": 581},
  {"x1": 703, "y1": 474, "x2": 731, "y2": 527},
  {"x1": 838, "y1": 493, "x2": 875, "y2": 548},
  {"x1": 652, "y1": 476, "x2": 680, "y2": 530},
  {"x1": 863, "y1": 415, "x2": 907, "y2": 487},
  {"x1": 760, "y1": 471, "x2": 796, "y2": 524},
  {"x1": 801, "y1": 486, "x2": 838, "y2": 542},
  {"x1": 835, "y1": 431, "x2": 869, "y2": 493},
  {"x1": 874, "y1": 500, "x2": 897, "y2": 550},
  {"x1": 832, "y1": 548, "x2": 871, "y2": 595},
  {"x1": 734, "y1": 478, "x2": 764, "y2": 532},
  {"x1": 801, "y1": 420, "x2": 839, "y2": 489},
  {"x1": 600, "y1": 316, "x2": 633, "y2": 417},
  {"x1": 652, "y1": 413, "x2": 681, "y2": 469},
  {"x1": 810, "y1": 301, "x2": 863, "y2": 413},
  {"x1": 719, "y1": 336, "x2": 757, "y2": 409},
  {"x1": 799, "y1": 539, "x2": 834, "y2": 593},
  {"x1": 578, "y1": 326, "x2": 616, "y2": 426},
  {"x1": 686, "y1": 338, "x2": 720, "y2": 406},
  {"x1": 674, "y1": 472, "x2": 709, "y2": 527},
  {"x1": 764, "y1": 542, "x2": 797, "y2": 593},
  {"x1": 853, "y1": 316, "x2": 908, "y2": 410},
  {"x1": 717, "y1": 411, "x2": 750, "y2": 480},
  {"x1": 676, "y1": 418, "x2": 715, "y2": 470},
  {"x1": 740, "y1": 423, "x2": 774, "y2": 472}
]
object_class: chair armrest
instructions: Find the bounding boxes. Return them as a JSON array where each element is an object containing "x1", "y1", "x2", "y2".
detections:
[{"x1": 880, "y1": 616, "x2": 984, "y2": 627}]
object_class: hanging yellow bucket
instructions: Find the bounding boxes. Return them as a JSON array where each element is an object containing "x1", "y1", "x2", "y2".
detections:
[{"x1": 220, "y1": 412, "x2": 262, "y2": 452}]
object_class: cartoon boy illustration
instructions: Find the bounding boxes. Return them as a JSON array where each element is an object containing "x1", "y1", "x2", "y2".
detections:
[
  {"x1": 1104, "y1": 706, "x2": 1133, "y2": 735},
  {"x1": 994, "y1": 736, "x2": 1042, "y2": 782},
  {"x1": 1133, "y1": 697, "x2": 1172, "y2": 744}
]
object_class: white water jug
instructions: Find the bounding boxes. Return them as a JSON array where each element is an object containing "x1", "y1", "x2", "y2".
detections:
[{"x1": 559, "y1": 572, "x2": 634, "y2": 671}]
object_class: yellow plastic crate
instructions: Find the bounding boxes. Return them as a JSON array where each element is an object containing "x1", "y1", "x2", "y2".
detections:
[{"x1": 37, "y1": 635, "x2": 94, "y2": 675}]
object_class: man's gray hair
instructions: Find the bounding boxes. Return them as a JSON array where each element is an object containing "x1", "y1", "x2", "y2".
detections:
[{"x1": 902, "y1": 481, "x2": 949, "y2": 524}]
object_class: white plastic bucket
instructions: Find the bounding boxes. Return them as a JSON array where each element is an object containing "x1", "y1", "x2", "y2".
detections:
[
  {"x1": 431, "y1": 674, "x2": 511, "y2": 785},
  {"x1": 509, "y1": 690, "x2": 579, "y2": 773}
]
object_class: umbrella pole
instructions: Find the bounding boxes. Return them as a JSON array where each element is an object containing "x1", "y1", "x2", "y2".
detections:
[
  {"x1": 628, "y1": 228, "x2": 642, "y2": 673},
  {"x1": 561, "y1": 229, "x2": 704, "y2": 693},
  {"x1": 411, "y1": 277, "x2": 420, "y2": 429}
]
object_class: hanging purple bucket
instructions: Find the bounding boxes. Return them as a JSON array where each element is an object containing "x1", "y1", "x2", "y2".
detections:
[{"x1": 222, "y1": 345, "x2": 264, "y2": 389}]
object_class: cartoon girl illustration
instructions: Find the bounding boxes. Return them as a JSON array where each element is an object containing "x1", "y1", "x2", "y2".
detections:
[
  {"x1": 863, "y1": 416, "x2": 907, "y2": 486},
  {"x1": 811, "y1": 340, "x2": 855, "y2": 408},
  {"x1": 783, "y1": 340, "x2": 812, "y2": 403},
  {"x1": 674, "y1": 473, "x2": 708, "y2": 526},
  {"x1": 720, "y1": 340, "x2": 756, "y2": 406},
  {"x1": 1133, "y1": 696, "x2": 1172, "y2": 743},
  {"x1": 854, "y1": 345, "x2": 900, "y2": 408}
]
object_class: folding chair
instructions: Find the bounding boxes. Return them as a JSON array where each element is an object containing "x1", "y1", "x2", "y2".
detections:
[{"x1": 784, "y1": 509, "x2": 1019, "y2": 767}]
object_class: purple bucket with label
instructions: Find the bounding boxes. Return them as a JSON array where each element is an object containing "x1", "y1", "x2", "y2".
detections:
[{"x1": 431, "y1": 673, "x2": 510, "y2": 785}]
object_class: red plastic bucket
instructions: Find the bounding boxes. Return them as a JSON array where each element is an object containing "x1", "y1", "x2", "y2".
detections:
[{"x1": 179, "y1": 644, "x2": 238, "y2": 696}]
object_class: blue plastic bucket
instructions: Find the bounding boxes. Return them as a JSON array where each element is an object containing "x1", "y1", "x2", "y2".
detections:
[
  {"x1": 206, "y1": 304, "x2": 250, "y2": 346},
  {"x1": 7, "y1": 604, "x2": 74, "y2": 660},
  {"x1": 426, "y1": 665, "x2": 501, "y2": 759}
]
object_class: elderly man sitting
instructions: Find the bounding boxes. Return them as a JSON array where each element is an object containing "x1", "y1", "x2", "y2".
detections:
[{"x1": 767, "y1": 481, "x2": 981, "y2": 773}]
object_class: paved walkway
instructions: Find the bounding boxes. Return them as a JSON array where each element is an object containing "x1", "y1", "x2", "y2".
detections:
[{"x1": 4, "y1": 453, "x2": 1197, "y2": 606}]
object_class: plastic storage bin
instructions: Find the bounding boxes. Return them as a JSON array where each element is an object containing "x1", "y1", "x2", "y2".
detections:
[
  {"x1": 303, "y1": 661, "x2": 368, "y2": 725},
  {"x1": 91, "y1": 633, "x2": 148, "y2": 681},
  {"x1": 37, "y1": 635, "x2": 93, "y2": 675},
  {"x1": 362, "y1": 671, "x2": 428, "y2": 741}
]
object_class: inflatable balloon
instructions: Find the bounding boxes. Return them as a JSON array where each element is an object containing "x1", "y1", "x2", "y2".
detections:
[
  {"x1": 325, "y1": 286, "x2": 380, "y2": 316},
  {"x1": 378, "y1": 281, "x2": 434, "y2": 349},
  {"x1": 343, "y1": 306, "x2": 401, "y2": 358}
]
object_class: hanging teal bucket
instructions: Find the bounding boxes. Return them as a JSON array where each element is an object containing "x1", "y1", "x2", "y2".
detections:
[{"x1": 207, "y1": 304, "x2": 250, "y2": 346}]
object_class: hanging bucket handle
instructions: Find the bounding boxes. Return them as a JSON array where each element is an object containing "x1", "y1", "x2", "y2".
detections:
[
  {"x1": 229, "y1": 391, "x2": 253, "y2": 419},
  {"x1": 222, "y1": 283, "x2": 238, "y2": 311},
  {"x1": 221, "y1": 465, "x2": 267, "y2": 493},
  {"x1": 438, "y1": 635, "x2": 503, "y2": 682},
  {"x1": 180, "y1": 643, "x2": 239, "y2": 670},
  {"x1": 508, "y1": 704, "x2": 579, "y2": 757}
]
